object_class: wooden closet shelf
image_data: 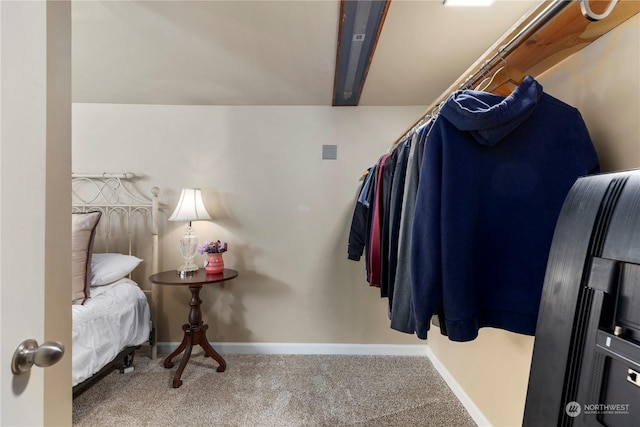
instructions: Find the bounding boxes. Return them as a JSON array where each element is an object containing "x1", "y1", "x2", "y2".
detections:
[{"x1": 395, "y1": 0, "x2": 640, "y2": 145}]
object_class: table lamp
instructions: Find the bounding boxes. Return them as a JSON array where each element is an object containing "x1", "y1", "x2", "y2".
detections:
[{"x1": 168, "y1": 188, "x2": 212, "y2": 277}]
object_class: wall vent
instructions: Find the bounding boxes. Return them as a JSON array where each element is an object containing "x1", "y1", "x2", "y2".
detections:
[{"x1": 322, "y1": 145, "x2": 338, "y2": 160}]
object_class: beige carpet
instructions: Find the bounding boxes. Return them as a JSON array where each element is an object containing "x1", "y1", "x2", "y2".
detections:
[{"x1": 73, "y1": 350, "x2": 476, "y2": 427}]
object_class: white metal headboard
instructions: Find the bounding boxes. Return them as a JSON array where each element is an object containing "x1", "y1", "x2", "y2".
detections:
[
  {"x1": 72, "y1": 172, "x2": 160, "y2": 357},
  {"x1": 72, "y1": 172, "x2": 159, "y2": 275}
]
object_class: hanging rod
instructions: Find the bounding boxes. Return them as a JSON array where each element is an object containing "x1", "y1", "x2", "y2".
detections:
[
  {"x1": 463, "y1": 0, "x2": 619, "y2": 91},
  {"x1": 458, "y1": 0, "x2": 571, "y2": 92},
  {"x1": 392, "y1": 0, "x2": 634, "y2": 147},
  {"x1": 393, "y1": 0, "x2": 570, "y2": 145}
]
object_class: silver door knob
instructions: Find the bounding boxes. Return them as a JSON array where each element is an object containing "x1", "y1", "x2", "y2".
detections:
[{"x1": 11, "y1": 339, "x2": 65, "y2": 375}]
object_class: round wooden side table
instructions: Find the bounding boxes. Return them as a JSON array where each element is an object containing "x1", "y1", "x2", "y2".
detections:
[{"x1": 149, "y1": 268, "x2": 238, "y2": 388}]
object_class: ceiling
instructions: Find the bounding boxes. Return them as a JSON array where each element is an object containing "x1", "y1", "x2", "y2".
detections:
[{"x1": 72, "y1": 0, "x2": 538, "y2": 106}]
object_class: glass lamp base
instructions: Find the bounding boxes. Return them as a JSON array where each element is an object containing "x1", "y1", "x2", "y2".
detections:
[
  {"x1": 177, "y1": 262, "x2": 199, "y2": 277},
  {"x1": 177, "y1": 225, "x2": 199, "y2": 277}
]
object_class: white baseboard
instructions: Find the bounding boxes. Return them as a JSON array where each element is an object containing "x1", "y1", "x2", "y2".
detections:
[
  {"x1": 425, "y1": 346, "x2": 492, "y2": 427},
  {"x1": 157, "y1": 342, "x2": 429, "y2": 357}
]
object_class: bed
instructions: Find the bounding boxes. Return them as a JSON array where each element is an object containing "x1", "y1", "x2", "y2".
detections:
[{"x1": 71, "y1": 173, "x2": 159, "y2": 397}]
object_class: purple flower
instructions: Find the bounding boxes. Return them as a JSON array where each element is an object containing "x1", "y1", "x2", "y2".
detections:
[{"x1": 197, "y1": 239, "x2": 229, "y2": 254}]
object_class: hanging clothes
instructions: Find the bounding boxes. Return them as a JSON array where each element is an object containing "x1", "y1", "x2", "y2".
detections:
[
  {"x1": 368, "y1": 152, "x2": 393, "y2": 287},
  {"x1": 378, "y1": 148, "x2": 399, "y2": 295},
  {"x1": 385, "y1": 137, "x2": 411, "y2": 307},
  {"x1": 389, "y1": 122, "x2": 431, "y2": 334},
  {"x1": 347, "y1": 167, "x2": 374, "y2": 262},
  {"x1": 409, "y1": 76, "x2": 600, "y2": 342}
]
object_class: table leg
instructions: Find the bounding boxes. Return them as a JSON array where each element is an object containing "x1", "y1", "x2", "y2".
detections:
[
  {"x1": 164, "y1": 284, "x2": 227, "y2": 387},
  {"x1": 172, "y1": 329, "x2": 194, "y2": 388},
  {"x1": 196, "y1": 324, "x2": 226, "y2": 372},
  {"x1": 163, "y1": 324, "x2": 190, "y2": 369}
]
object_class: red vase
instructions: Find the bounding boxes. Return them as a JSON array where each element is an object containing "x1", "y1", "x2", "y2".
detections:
[{"x1": 205, "y1": 253, "x2": 224, "y2": 274}]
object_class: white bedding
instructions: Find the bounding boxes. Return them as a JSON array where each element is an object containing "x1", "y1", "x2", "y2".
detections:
[{"x1": 72, "y1": 278, "x2": 150, "y2": 386}]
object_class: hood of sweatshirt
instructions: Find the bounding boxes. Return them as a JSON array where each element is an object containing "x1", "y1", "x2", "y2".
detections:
[{"x1": 439, "y1": 75, "x2": 543, "y2": 146}]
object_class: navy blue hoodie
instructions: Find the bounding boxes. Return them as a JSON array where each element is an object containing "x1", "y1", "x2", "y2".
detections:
[{"x1": 410, "y1": 76, "x2": 599, "y2": 341}]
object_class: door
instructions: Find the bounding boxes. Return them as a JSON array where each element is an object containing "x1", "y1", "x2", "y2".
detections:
[{"x1": 0, "y1": 1, "x2": 72, "y2": 425}]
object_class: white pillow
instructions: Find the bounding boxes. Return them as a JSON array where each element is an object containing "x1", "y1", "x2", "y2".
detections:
[{"x1": 91, "y1": 253, "x2": 143, "y2": 286}]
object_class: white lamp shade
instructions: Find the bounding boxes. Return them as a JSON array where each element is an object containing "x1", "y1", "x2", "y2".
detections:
[{"x1": 168, "y1": 188, "x2": 212, "y2": 222}]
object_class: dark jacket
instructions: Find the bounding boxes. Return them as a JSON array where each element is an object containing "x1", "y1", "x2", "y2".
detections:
[
  {"x1": 347, "y1": 168, "x2": 372, "y2": 262},
  {"x1": 410, "y1": 76, "x2": 600, "y2": 341}
]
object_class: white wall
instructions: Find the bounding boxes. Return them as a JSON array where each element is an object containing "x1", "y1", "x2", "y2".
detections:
[{"x1": 72, "y1": 105, "x2": 425, "y2": 345}]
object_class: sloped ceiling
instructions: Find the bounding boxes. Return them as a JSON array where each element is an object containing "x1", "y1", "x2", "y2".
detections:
[{"x1": 72, "y1": 0, "x2": 537, "y2": 106}]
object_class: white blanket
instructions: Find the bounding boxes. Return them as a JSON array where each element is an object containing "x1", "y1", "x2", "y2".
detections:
[{"x1": 72, "y1": 278, "x2": 150, "y2": 386}]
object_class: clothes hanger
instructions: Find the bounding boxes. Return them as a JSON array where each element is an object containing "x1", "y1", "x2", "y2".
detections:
[
  {"x1": 484, "y1": 65, "x2": 525, "y2": 96},
  {"x1": 474, "y1": 65, "x2": 493, "y2": 91},
  {"x1": 475, "y1": 53, "x2": 525, "y2": 96},
  {"x1": 482, "y1": 54, "x2": 525, "y2": 96}
]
